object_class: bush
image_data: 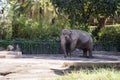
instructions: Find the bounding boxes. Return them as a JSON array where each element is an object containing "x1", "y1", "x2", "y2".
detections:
[
  {"x1": 12, "y1": 14, "x2": 92, "y2": 40},
  {"x1": 0, "y1": 20, "x2": 12, "y2": 39},
  {"x1": 98, "y1": 26, "x2": 120, "y2": 41},
  {"x1": 12, "y1": 17, "x2": 41, "y2": 39},
  {"x1": 12, "y1": 16, "x2": 65, "y2": 39},
  {"x1": 97, "y1": 25, "x2": 120, "y2": 51}
]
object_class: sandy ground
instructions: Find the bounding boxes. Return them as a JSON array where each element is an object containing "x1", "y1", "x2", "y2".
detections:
[{"x1": 0, "y1": 51, "x2": 120, "y2": 80}]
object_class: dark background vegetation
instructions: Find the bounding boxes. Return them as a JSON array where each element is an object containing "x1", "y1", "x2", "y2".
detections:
[{"x1": 0, "y1": 0, "x2": 120, "y2": 53}]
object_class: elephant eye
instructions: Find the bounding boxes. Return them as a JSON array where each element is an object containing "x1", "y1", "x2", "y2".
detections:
[{"x1": 63, "y1": 33, "x2": 66, "y2": 35}]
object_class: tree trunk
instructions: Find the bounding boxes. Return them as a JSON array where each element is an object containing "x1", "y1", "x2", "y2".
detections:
[{"x1": 92, "y1": 17, "x2": 106, "y2": 39}]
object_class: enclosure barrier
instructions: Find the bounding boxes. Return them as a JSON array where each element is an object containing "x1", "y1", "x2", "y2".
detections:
[{"x1": 0, "y1": 39, "x2": 119, "y2": 54}]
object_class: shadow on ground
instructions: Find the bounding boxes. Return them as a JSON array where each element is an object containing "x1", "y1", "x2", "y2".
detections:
[{"x1": 22, "y1": 51, "x2": 120, "y2": 61}]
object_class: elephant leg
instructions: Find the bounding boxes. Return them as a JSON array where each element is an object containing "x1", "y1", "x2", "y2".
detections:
[
  {"x1": 61, "y1": 46, "x2": 67, "y2": 58},
  {"x1": 83, "y1": 49, "x2": 87, "y2": 57},
  {"x1": 66, "y1": 49, "x2": 72, "y2": 57},
  {"x1": 66, "y1": 50, "x2": 69, "y2": 56},
  {"x1": 88, "y1": 50, "x2": 93, "y2": 58},
  {"x1": 70, "y1": 39, "x2": 77, "y2": 52},
  {"x1": 63, "y1": 45, "x2": 67, "y2": 58},
  {"x1": 64, "y1": 50, "x2": 67, "y2": 58},
  {"x1": 68, "y1": 51, "x2": 72, "y2": 57},
  {"x1": 61, "y1": 41, "x2": 67, "y2": 57},
  {"x1": 69, "y1": 52, "x2": 72, "y2": 58}
]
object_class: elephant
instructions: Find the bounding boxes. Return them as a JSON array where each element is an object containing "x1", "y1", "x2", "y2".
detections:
[{"x1": 60, "y1": 29, "x2": 93, "y2": 58}]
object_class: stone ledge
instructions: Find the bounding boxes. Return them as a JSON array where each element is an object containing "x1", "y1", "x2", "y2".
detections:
[
  {"x1": 0, "y1": 51, "x2": 22, "y2": 58},
  {"x1": 63, "y1": 61, "x2": 120, "y2": 69}
]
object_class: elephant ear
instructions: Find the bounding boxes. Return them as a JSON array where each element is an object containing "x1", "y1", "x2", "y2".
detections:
[{"x1": 70, "y1": 30, "x2": 79, "y2": 41}]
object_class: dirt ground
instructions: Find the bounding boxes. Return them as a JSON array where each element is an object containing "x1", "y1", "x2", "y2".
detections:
[{"x1": 0, "y1": 51, "x2": 120, "y2": 80}]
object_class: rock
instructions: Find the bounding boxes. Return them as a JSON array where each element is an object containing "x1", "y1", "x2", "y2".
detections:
[
  {"x1": 7, "y1": 51, "x2": 22, "y2": 58},
  {"x1": 7, "y1": 45, "x2": 14, "y2": 51},
  {"x1": 15, "y1": 44, "x2": 21, "y2": 51},
  {"x1": 0, "y1": 51, "x2": 22, "y2": 58},
  {"x1": 5, "y1": 55, "x2": 18, "y2": 58}
]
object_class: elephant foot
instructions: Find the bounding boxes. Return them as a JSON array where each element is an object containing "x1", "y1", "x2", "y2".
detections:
[
  {"x1": 83, "y1": 54, "x2": 88, "y2": 58},
  {"x1": 79, "y1": 55, "x2": 93, "y2": 58},
  {"x1": 88, "y1": 56, "x2": 94, "y2": 58},
  {"x1": 64, "y1": 55, "x2": 67, "y2": 58},
  {"x1": 83, "y1": 56, "x2": 88, "y2": 58},
  {"x1": 68, "y1": 53, "x2": 72, "y2": 58},
  {"x1": 79, "y1": 55, "x2": 87, "y2": 58}
]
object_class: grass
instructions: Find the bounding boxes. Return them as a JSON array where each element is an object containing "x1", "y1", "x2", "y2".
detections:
[{"x1": 55, "y1": 68, "x2": 120, "y2": 80}]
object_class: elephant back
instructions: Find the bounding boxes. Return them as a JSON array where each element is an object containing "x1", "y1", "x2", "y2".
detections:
[{"x1": 71, "y1": 30, "x2": 92, "y2": 43}]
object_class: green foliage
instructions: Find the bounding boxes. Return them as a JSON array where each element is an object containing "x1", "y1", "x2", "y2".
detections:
[
  {"x1": 0, "y1": 20, "x2": 12, "y2": 39},
  {"x1": 95, "y1": 25, "x2": 120, "y2": 51},
  {"x1": 13, "y1": 17, "x2": 40, "y2": 38},
  {"x1": 51, "y1": 0, "x2": 120, "y2": 38},
  {"x1": 51, "y1": 0, "x2": 119, "y2": 25},
  {"x1": 93, "y1": 0, "x2": 118, "y2": 18},
  {"x1": 51, "y1": 0, "x2": 93, "y2": 26},
  {"x1": 9, "y1": 0, "x2": 66, "y2": 39},
  {"x1": 1, "y1": 0, "x2": 120, "y2": 41},
  {"x1": 12, "y1": 16, "x2": 69, "y2": 39},
  {"x1": 98, "y1": 26, "x2": 120, "y2": 41},
  {"x1": 56, "y1": 68, "x2": 120, "y2": 80}
]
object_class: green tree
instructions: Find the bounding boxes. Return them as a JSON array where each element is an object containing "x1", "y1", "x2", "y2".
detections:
[
  {"x1": 51, "y1": 0, "x2": 93, "y2": 26},
  {"x1": 51, "y1": 0, "x2": 119, "y2": 37},
  {"x1": 92, "y1": 0, "x2": 119, "y2": 37},
  {"x1": 9, "y1": 0, "x2": 32, "y2": 38},
  {"x1": 8, "y1": 0, "x2": 57, "y2": 39}
]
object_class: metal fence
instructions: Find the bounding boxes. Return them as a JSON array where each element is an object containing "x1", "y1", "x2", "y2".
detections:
[
  {"x1": 0, "y1": 40, "x2": 120, "y2": 54},
  {"x1": 0, "y1": 40, "x2": 62, "y2": 54},
  {"x1": 94, "y1": 40, "x2": 120, "y2": 51}
]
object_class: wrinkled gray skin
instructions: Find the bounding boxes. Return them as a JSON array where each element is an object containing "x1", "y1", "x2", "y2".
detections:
[
  {"x1": 60, "y1": 29, "x2": 93, "y2": 58},
  {"x1": 65, "y1": 35, "x2": 71, "y2": 56}
]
